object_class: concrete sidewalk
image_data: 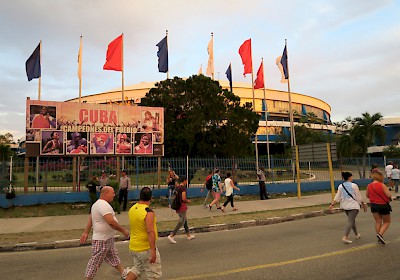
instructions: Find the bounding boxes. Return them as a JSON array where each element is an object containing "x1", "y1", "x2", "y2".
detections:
[{"x1": 0, "y1": 191, "x2": 347, "y2": 235}]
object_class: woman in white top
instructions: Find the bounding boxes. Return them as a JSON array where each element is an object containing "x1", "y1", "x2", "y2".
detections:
[
  {"x1": 329, "y1": 172, "x2": 367, "y2": 244},
  {"x1": 221, "y1": 172, "x2": 240, "y2": 212}
]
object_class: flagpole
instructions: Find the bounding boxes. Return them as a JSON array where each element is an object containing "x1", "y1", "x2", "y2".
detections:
[
  {"x1": 121, "y1": 33, "x2": 125, "y2": 104},
  {"x1": 251, "y1": 60, "x2": 259, "y2": 172},
  {"x1": 78, "y1": 35, "x2": 82, "y2": 103},
  {"x1": 210, "y1": 33, "x2": 214, "y2": 80},
  {"x1": 38, "y1": 40, "x2": 42, "y2": 100},
  {"x1": 261, "y1": 58, "x2": 271, "y2": 171},
  {"x1": 166, "y1": 30, "x2": 169, "y2": 79},
  {"x1": 285, "y1": 39, "x2": 296, "y2": 147}
]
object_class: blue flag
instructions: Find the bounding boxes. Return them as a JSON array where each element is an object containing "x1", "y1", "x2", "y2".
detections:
[
  {"x1": 280, "y1": 45, "x2": 288, "y2": 79},
  {"x1": 156, "y1": 36, "x2": 168, "y2": 73},
  {"x1": 225, "y1": 63, "x2": 233, "y2": 93},
  {"x1": 26, "y1": 43, "x2": 41, "y2": 81}
]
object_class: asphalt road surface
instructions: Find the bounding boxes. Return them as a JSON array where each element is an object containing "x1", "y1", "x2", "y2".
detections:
[{"x1": 2, "y1": 204, "x2": 400, "y2": 280}]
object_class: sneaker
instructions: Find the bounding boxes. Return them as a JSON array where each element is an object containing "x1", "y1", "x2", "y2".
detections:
[
  {"x1": 121, "y1": 268, "x2": 129, "y2": 280},
  {"x1": 209, "y1": 204, "x2": 212, "y2": 210},
  {"x1": 377, "y1": 234, "x2": 385, "y2": 244},
  {"x1": 203, "y1": 205, "x2": 208, "y2": 208},
  {"x1": 168, "y1": 235, "x2": 177, "y2": 244},
  {"x1": 187, "y1": 235, "x2": 195, "y2": 241},
  {"x1": 342, "y1": 237, "x2": 352, "y2": 244},
  {"x1": 355, "y1": 234, "x2": 361, "y2": 240}
]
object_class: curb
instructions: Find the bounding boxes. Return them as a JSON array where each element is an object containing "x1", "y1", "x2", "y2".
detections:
[{"x1": 0, "y1": 209, "x2": 343, "y2": 252}]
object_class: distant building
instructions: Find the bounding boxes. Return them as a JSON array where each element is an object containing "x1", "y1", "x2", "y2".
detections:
[
  {"x1": 66, "y1": 80, "x2": 335, "y2": 155},
  {"x1": 368, "y1": 117, "x2": 400, "y2": 155}
]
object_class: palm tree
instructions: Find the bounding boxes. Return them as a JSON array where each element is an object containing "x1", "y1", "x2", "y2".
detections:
[{"x1": 351, "y1": 112, "x2": 385, "y2": 177}]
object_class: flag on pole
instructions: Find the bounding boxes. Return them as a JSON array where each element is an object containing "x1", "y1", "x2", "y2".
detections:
[
  {"x1": 254, "y1": 60, "x2": 264, "y2": 89},
  {"x1": 157, "y1": 36, "x2": 168, "y2": 73},
  {"x1": 225, "y1": 63, "x2": 233, "y2": 93},
  {"x1": 206, "y1": 36, "x2": 214, "y2": 78},
  {"x1": 238, "y1": 39, "x2": 252, "y2": 76},
  {"x1": 276, "y1": 45, "x2": 288, "y2": 83},
  {"x1": 103, "y1": 34, "x2": 123, "y2": 71},
  {"x1": 78, "y1": 36, "x2": 82, "y2": 80},
  {"x1": 25, "y1": 43, "x2": 41, "y2": 81},
  {"x1": 198, "y1": 64, "x2": 203, "y2": 75}
]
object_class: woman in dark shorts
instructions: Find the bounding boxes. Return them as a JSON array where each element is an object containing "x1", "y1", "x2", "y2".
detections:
[{"x1": 366, "y1": 171, "x2": 392, "y2": 244}]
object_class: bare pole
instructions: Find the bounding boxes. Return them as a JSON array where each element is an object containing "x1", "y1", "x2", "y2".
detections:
[
  {"x1": 209, "y1": 32, "x2": 214, "y2": 80},
  {"x1": 78, "y1": 35, "x2": 82, "y2": 103},
  {"x1": 261, "y1": 57, "x2": 271, "y2": 171}
]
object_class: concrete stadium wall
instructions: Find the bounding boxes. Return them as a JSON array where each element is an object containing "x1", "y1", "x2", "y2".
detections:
[{"x1": 0, "y1": 179, "x2": 372, "y2": 208}]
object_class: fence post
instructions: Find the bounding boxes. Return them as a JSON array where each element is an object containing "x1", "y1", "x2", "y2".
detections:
[
  {"x1": 72, "y1": 157, "x2": 76, "y2": 192},
  {"x1": 24, "y1": 157, "x2": 29, "y2": 193},
  {"x1": 327, "y1": 143, "x2": 335, "y2": 200},
  {"x1": 157, "y1": 157, "x2": 161, "y2": 189}
]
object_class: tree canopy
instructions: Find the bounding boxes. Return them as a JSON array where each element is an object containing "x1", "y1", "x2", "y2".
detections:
[{"x1": 140, "y1": 75, "x2": 260, "y2": 157}]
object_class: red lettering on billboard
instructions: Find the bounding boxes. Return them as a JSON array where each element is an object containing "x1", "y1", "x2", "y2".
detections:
[{"x1": 79, "y1": 109, "x2": 117, "y2": 124}]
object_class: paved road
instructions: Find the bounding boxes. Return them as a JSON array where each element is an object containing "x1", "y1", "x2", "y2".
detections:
[{"x1": 2, "y1": 203, "x2": 400, "y2": 280}]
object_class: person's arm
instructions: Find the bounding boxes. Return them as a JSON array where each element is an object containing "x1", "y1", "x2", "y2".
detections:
[
  {"x1": 181, "y1": 191, "x2": 190, "y2": 204},
  {"x1": 381, "y1": 183, "x2": 392, "y2": 198},
  {"x1": 329, "y1": 186, "x2": 342, "y2": 209},
  {"x1": 80, "y1": 214, "x2": 92, "y2": 244},
  {"x1": 145, "y1": 211, "x2": 157, "y2": 263},
  {"x1": 231, "y1": 180, "x2": 240, "y2": 191},
  {"x1": 103, "y1": 213, "x2": 129, "y2": 237}
]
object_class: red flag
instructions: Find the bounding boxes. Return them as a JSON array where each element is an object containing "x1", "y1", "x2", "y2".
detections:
[
  {"x1": 103, "y1": 34, "x2": 123, "y2": 71},
  {"x1": 238, "y1": 39, "x2": 252, "y2": 76},
  {"x1": 254, "y1": 61, "x2": 264, "y2": 89}
]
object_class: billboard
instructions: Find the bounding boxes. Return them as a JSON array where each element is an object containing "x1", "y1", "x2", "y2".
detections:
[{"x1": 26, "y1": 99, "x2": 164, "y2": 157}]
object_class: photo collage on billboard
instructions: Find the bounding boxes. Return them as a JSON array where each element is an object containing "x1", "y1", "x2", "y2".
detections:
[{"x1": 25, "y1": 99, "x2": 164, "y2": 157}]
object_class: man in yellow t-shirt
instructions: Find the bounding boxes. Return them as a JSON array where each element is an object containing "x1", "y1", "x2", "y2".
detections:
[{"x1": 126, "y1": 187, "x2": 162, "y2": 280}]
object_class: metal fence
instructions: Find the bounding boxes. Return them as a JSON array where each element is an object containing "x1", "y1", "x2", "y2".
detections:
[{"x1": 0, "y1": 156, "x2": 394, "y2": 193}]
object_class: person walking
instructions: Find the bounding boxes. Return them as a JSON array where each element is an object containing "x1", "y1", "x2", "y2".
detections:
[
  {"x1": 257, "y1": 167, "x2": 269, "y2": 200},
  {"x1": 125, "y1": 187, "x2": 162, "y2": 280},
  {"x1": 221, "y1": 172, "x2": 240, "y2": 212},
  {"x1": 366, "y1": 171, "x2": 392, "y2": 244},
  {"x1": 167, "y1": 177, "x2": 195, "y2": 244},
  {"x1": 200, "y1": 170, "x2": 213, "y2": 208},
  {"x1": 80, "y1": 186, "x2": 129, "y2": 280},
  {"x1": 86, "y1": 176, "x2": 100, "y2": 210},
  {"x1": 208, "y1": 169, "x2": 224, "y2": 211},
  {"x1": 166, "y1": 169, "x2": 178, "y2": 207},
  {"x1": 119, "y1": 170, "x2": 131, "y2": 211},
  {"x1": 385, "y1": 161, "x2": 394, "y2": 190},
  {"x1": 391, "y1": 164, "x2": 400, "y2": 193},
  {"x1": 329, "y1": 172, "x2": 367, "y2": 244}
]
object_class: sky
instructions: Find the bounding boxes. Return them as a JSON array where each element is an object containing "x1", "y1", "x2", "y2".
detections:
[{"x1": 1, "y1": 0, "x2": 400, "y2": 141}]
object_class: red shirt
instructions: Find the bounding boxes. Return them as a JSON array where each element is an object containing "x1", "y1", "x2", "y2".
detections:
[
  {"x1": 176, "y1": 185, "x2": 188, "y2": 213},
  {"x1": 368, "y1": 181, "x2": 389, "y2": 205}
]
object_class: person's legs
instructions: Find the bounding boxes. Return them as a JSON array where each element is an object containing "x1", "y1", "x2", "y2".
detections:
[
  {"x1": 118, "y1": 189, "x2": 123, "y2": 207},
  {"x1": 379, "y1": 214, "x2": 391, "y2": 236},
  {"x1": 209, "y1": 191, "x2": 220, "y2": 207},
  {"x1": 259, "y1": 182, "x2": 263, "y2": 199},
  {"x1": 395, "y1": 180, "x2": 399, "y2": 193},
  {"x1": 372, "y1": 212, "x2": 383, "y2": 234},
  {"x1": 85, "y1": 240, "x2": 108, "y2": 279},
  {"x1": 344, "y1": 209, "x2": 359, "y2": 237},
  {"x1": 229, "y1": 195, "x2": 234, "y2": 208},
  {"x1": 171, "y1": 212, "x2": 185, "y2": 236},
  {"x1": 123, "y1": 189, "x2": 128, "y2": 211}
]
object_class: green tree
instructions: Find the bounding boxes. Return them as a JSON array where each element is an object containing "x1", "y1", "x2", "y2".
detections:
[
  {"x1": 337, "y1": 112, "x2": 385, "y2": 178},
  {"x1": 383, "y1": 145, "x2": 400, "y2": 158},
  {"x1": 0, "y1": 133, "x2": 14, "y2": 144},
  {"x1": 140, "y1": 75, "x2": 259, "y2": 157}
]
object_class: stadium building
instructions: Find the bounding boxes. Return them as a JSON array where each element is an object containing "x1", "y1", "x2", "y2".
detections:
[{"x1": 66, "y1": 80, "x2": 335, "y2": 155}]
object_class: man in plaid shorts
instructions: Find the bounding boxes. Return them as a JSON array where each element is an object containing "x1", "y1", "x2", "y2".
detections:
[{"x1": 80, "y1": 186, "x2": 130, "y2": 280}]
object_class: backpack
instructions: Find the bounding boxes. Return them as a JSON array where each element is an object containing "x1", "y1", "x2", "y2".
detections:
[
  {"x1": 205, "y1": 177, "x2": 213, "y2": 190},
  {"x1": 170, "y1": 188, "x2": 182, "y2": 210}
]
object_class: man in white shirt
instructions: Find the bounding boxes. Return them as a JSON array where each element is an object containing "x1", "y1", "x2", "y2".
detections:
[
  {"x1": 80, "y1": 186, "x2": 129, "y2": 280},
  {"x1": 385, "y1": 161, "x2": 394, "y2": 189}
]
